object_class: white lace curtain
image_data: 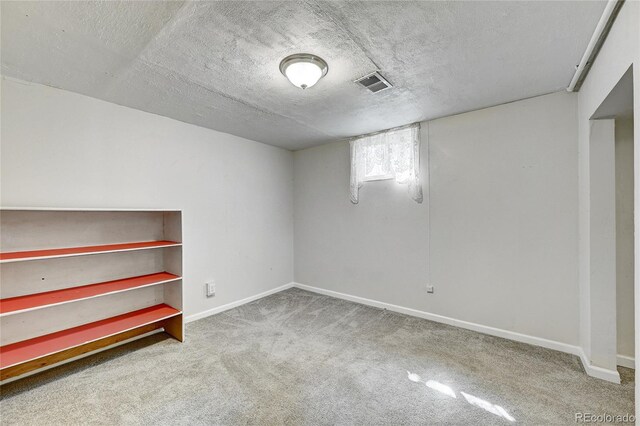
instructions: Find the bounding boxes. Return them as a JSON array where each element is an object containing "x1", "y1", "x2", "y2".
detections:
[{"x1": 349, "y1": 124, "x2": 423, "y2": 204}]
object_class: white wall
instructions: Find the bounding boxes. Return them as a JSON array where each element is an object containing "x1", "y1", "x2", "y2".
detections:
[
  {"x1": 294, "y1": 91, "x2": 580, "y2": 346},
  {"x1": 616, "y1": 117, "x2": 635, "y2": 359},
  {"x1": 576, "y1": 0, "x2": 639, "y2": 387},
  {"x1": 0, "y1": 77, "x2": 294, "y2": 319},
  {"x1": 588, "y1": 119, "x2": 617, "y2": 370}
]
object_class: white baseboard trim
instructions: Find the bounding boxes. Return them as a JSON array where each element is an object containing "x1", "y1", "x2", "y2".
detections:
[
  {"x1": 182, "y1": 281, "x2": 623, "y2": 384},
  {"x1": 617, "y1": 354, "x2": 635, "y2": 369},
  {"x1": 293, "y1": 282, "x2": 578, "y2": 354},
  {"x1": 185, "y1": 282, "x2": 294, "y2": 323},
  {"x1": 292, "y1": 282, "x2": 622, "y2": 384},
  {"x1": 577, "y1": 349, "x2": 621, "y2": 383}
]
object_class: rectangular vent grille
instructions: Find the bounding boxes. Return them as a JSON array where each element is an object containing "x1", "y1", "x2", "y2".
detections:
[{"x1": 355, "y1": 72, "x2": 392, "y2": 93}]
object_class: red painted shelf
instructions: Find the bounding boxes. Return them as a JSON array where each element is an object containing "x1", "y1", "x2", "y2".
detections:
[
  {"x1": 0, "y1": 304, "x2": 181, "y2": 369},
  {"x1": 0, "y1": 273, "x2": 181, "y2": 316},
  {"x1": 0, "y1": 240, "x2": 181, "y2": 263}
]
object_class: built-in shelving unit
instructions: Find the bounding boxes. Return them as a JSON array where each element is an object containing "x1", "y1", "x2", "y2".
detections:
[
  {"x1": 1, "y1": 304, "x2": 181, "y2": 370},
  {"x1": 0, "y1": 209, "x2": 183, "y2": 382},
  {"x1": 0, "y1": 240, "x2": 182, "y2": 262},
  {"x1": 0, "y1": 272, "x2": 181, "y2": 316}
]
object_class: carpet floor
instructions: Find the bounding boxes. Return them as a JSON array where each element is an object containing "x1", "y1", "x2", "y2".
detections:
[{"x1": 0, "y1": 288, "x2": 635, "y2": 425}]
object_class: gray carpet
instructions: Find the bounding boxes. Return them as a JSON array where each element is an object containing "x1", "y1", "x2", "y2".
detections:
[{"x1": 0, "y1": 288, "x2": 634, "y2": 425}]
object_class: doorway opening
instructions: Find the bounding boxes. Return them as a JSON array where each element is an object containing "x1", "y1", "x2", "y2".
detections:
[{"x1": 591, "y1": 66, "x2": 635, "y2": 378}]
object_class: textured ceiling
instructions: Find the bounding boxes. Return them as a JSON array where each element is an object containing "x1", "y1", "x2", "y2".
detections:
[{"x1": 1, "y1": 1, "x2": 606, "y2": 150}]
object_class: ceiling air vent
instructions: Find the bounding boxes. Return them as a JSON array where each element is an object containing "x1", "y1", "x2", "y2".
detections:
[{"x1": 355, "y1": 71, "x2": 392, "y2": 93}]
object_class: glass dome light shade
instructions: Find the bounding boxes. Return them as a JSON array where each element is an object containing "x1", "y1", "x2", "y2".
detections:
[{"x1": 280, "y1": 54, "x2": 328, "y2": 89}]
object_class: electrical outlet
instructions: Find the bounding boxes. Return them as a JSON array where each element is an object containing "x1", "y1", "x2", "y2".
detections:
[
  {"x1": 206, "y1": 281, "x2": 216, "y2": 297},
  {"x1": 426, "y1": 285, "x2": 434, "y2": 294}
]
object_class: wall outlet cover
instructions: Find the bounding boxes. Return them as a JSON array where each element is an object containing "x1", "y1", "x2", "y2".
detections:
[{"x1": 206, "y1": 281, "x2": 216, "y2": 297}]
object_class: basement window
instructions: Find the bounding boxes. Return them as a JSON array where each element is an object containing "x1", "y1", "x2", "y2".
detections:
[{"x1": 349, "y1": 124, "x2": 423, "y2": 204}]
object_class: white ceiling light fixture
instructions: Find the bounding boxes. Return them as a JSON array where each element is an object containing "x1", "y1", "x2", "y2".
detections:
[{"x1": 279, "y1": 53, "x2": 328, "y2": 89}]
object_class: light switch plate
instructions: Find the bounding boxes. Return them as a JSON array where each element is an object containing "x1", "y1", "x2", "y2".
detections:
[{"x1": 206, "y1": 281, "x2": 216, "y2": 297}]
